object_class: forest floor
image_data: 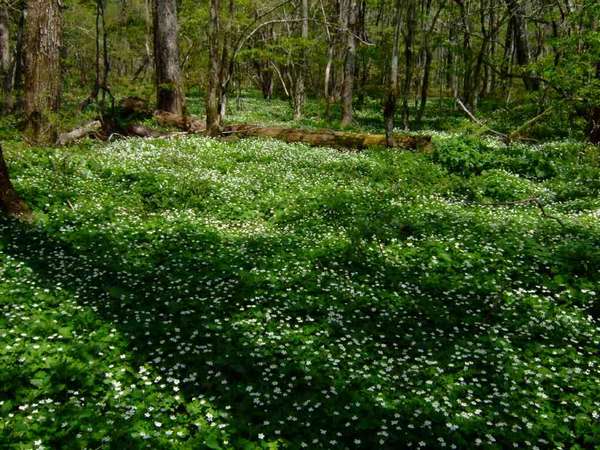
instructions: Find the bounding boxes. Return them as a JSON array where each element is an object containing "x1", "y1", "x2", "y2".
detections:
[{"x1": 1, "y1": 94, "x2": 599, "y2": 449}]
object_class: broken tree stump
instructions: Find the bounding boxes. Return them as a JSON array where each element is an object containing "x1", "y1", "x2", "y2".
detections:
[
  {"x1": 0, "y1": 145, "x2": 32, "y2": 221},
  {"x1": 154, "y1": 110, "x2": 206, "y2": 133},
  {"x1": 56, "y1": 120, "x2": 102, "y2": 146}
]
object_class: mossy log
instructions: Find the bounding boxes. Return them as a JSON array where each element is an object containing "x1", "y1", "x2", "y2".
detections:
[
  {"x1": 153, "y1": 112, "x2": 431, "y2": 150},
  {"x1": 222, "y1": 124, "x2": 432, "y2": 151}
]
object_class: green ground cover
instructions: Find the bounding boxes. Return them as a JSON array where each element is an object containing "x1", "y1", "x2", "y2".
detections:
[{"x1": 0, "y1": 95, "x2": 599, "y2": 449}]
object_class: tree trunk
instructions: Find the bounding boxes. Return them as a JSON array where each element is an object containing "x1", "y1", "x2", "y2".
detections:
[
  {"x1": 12, "y1": 2, "x2": 25, "y2": 111},
  {"x1": 401, "y1": 0, "x2": 416, "y2": 129},
  {"x1": 454, "y1": 0, "x2": 475, "y2": 110},
  {"x1": 416, "y1": 48, "x2": 432, "y2": 127},
  {"x1": 324, "y1": 44, "x2": 334, "y2": 118},
  {"x1": 416, "y1": 2, "x2": 443, "y2": 127},
  {"x1": 0, "y1": 2, "x2": 13, "y2": 113},
  {"x1": 588, "y1": 62, "x2": 600, "y2": 144},
  {"x1": 206, "y1": 0, "x2": 222, "y2": 136},
  {"x1": 321, "y1": 0, "x2": 335, "y2": 120},
  {"x1": 383, "y1": 0, "x2": 401, "y2": 146},
  {"x1": 0, "y1": 145, "x2": 31, "y2": 219},
  {"x1": 292, "y1": 0, "x2": 308, "y2": 120},
  {"x1": 153, "y1": 0, "x2": 184, "y2": 115},
  {"x1": 217, "y1": 0, "x2": 234, "y2": 125},
  {"x1": 504, "y1": 0, "x2": 539, "y2": 91},
  {"x1": 340, "y1": 0, "x2": 357, "y2": 127},
  {"x1": 23, "y1": 0, "x2": 62, "y2": 144}
]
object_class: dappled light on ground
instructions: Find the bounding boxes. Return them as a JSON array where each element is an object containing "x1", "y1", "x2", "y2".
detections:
[{"x1": 1, "y1": 136, "x2": 599, "y2": 449}]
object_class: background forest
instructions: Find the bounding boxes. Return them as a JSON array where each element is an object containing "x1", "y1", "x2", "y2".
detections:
[
  {"x1": 0, "y1": 0, "x2": 598, "y2": 142},
  {"x1": 0, "y1": 1, "x2": 599, "y2": 449}
]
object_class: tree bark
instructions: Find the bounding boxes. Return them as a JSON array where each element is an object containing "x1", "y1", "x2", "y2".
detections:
[
  {"x1": 23, "y1": 0, "x2": 62, "y2": 144},
  {"x1": 401, "y1": 0, "x2": 416, "y2": 129},
  {"x1": 206, "y1": 0, "x2": 222, "y2": 136},
  {"x1": 153, "y1": 0, "x2": 184, "y2": 115},
  {"x1": 224, "y1": 124, "x2": 432, "y2": 151},
  {"x1": 12, "y1": 1, "x2": 25, "y2": 111},
  {"x1": 292, "y1": 0, "x2": 309, "y2": 120},
  {"x1": 340, "y1": 0, "x2": 357, "y2": 127},
  {"x1": 454, "y1": 0, "x2": 475, "y2": 110},
  {"x1": 588, "y1": 62, "x2": 600, "y2": 144},
  {"x1": 504, "y1": 0, "x2": 539, "y2": 91},
  {"x1": 383, "y1": 0, "x2": 401, "y2": 146},
  {"x1": 0, "y1": 1, "x2": 13, "y2": 113},
  {"x1": 0, "y1": 145, "x2": 31, "y2": 219}
]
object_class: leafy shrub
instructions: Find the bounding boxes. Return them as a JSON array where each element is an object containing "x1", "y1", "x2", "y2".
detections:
[
  {"x1": 432, "y1": 135, "x2": 493, "y2": 176},
  {"x1": 468, "y1": 169, "x2": 547, "y2": 202}
]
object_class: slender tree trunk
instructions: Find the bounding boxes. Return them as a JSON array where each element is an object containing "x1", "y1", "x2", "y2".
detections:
[
  {"x1": 588, "y1": 62, "x2": 600, "y2": 144},
  {"x1": 218, "y1": 0, "x2": 234, "y2": 124},
  {"x1": 340, "y1": 0, "x2": 357, "y2": 127},
  {"x1": 324, "y1": 44, "x2": 334, "y2": 117},
  {"x1": 321, "y1": 0, "x2": 334, "y2": 119},
  {"x1": 256, "y1": 62, "x2": 273, "y2": 100},
  {"x1": 153, "y1": 0, "x2": 184, "y2": 114},
  {"x1": 416, "y1": 47, "x2": 432, "y2": 127},
  {"x1": 0, "y1": 2, "x2": 13, "y2": 113},
  {"x1": 293, "y1": 0, "x2": 308, "y2": 120},
  {"x1": 416, "y1": 2, "x2": 443, "y2": 127},
  {"x1": 0, "y1": 145, "x2": 31, "y2": 219},
  {"x1": 206, "y1": 0, "x2": 221, "y2": 136},
  {"x1": 401, "y1": 0, "x2": 416, "y2": 129},
  {"x1": 133, "y1": 0, "x2": 153, "y2": 82},
  {"x1": 454, "y1": 0, "x2": 475, "y2": 110},
  {"x1": 23, "y1": 0, "x2": 62, "y2": 144},
  {"x1": 504, "y1": 0, "x2": 539, "y2": 90},
  {"x1": 355, "y1": 0, "x2": 368, "y2": 108},
  {"x1": 447, "y1": 24, "x2": 458, "y2": 97},
  {"x1": 384, "y1": 0, "x2": 401, "y2": 146},
  {"x1": 12, "y1": 1, "x2": 25, "y2": 108}
]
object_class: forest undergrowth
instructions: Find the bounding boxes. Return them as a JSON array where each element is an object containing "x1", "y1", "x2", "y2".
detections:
[{"x1": 1, "y1": 96, "x2": 599, "y2": 448}]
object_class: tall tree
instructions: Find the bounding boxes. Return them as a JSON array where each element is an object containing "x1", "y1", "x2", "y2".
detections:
[
  {"x1": 23, "y1": 0, "x2": 62, "y2": 144},
  {"x1": 505, "y1": 0, "x2": 539, "y2": 91},
  {"x1": 340, "y1": 0, "x2": 357, "y2": 127},
  {"x1": 12, "y1": 1, "x2": 25, "y2": 108},
  {"x1": 383, "y1": 0, "x2": 401, "y2": 146},
  {"x1": 590, "y1": 61, "x2": 600, "y2": 144},
  {"x1": 81, "y1": 0, "x2": 111, "y2": 110},
  {"x1": 0, "y1": 1, "x2": 12, "y2": 113},
  {"x1": 153, "y1": 0, "x2": 184, "y2": 114},
  {"x1": 292, "y1": 0, "x2": 308, "y2": 120},
  {"x1": 401, "y1": 0, "x2": 416, "y2": 129},
  {"x1": 206, "y1": 0, "x2": 222, "y2": 135},
  {"x1": 416, "y1": 1, "x2": 444, "y2": 127}
]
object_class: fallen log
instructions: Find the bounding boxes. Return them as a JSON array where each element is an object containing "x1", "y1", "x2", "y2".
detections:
[
  {"x1": 222, "y1": 124, "x2": 432, "y2": 151},
  {"x1": 151, "y1": 112, "x2": 431, "y2": 150},
  {"x1": 56, "y1": 120, "x2": 102, "y2": 146}
]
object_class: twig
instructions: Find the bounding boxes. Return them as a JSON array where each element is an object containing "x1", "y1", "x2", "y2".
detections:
[
  {"x1": 456, "y1": 98, "x2": 509, "y2": 142},
  {"x1": 508, "y1": 107, "x2": 553, "y2": 140}
]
